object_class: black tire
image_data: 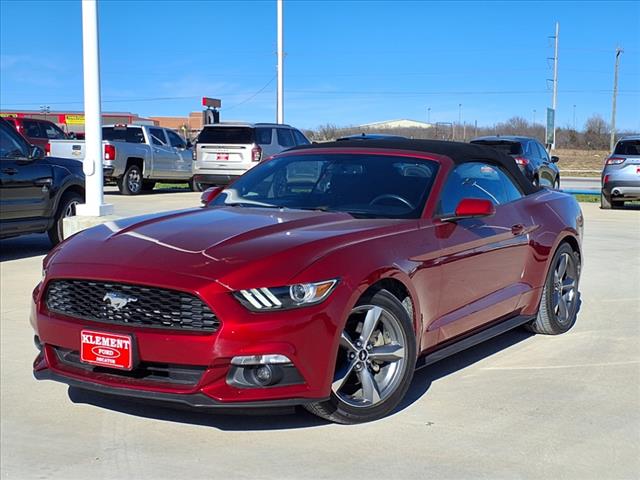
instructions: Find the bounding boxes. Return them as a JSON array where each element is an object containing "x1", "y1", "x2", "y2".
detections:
[
  {"x1": 526, "y1": 243, "x2": 580, "y2": 335},
  {"x1": 141, "y1": 180, "x2": 156, "y2": 192},
  {"x1": 47, "y1": 192, "x2": 83, "y2": 245},
  {"x1": 532, "y1": 176, "x2": 540, "y2": 188},
  {"x1": 600, "y1": 193, "x2": 612, "y2": 209},
  {"x1": 554, "y1": 177, "x2": 560, "y2": 190},
  {"x1": 118, "y1": 165, "x2": 143, "y2": 195},
  {"x1": 305, "y1": 289, "x2": 417, "y2": 424},
  {"x1": 189, "y1": 177, "x2": 205, "y2": 192}
]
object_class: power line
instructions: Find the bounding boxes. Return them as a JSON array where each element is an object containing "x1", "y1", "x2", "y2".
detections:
[{"x1": 225, "y1": 75, "x2": 276, "y2": 111}]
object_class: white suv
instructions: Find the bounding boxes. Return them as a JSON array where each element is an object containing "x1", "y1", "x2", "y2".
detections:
[{"x1": 192, "y1": 122, "x2": 310, "y2": 188}]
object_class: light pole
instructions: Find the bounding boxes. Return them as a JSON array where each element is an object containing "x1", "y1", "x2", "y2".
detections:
[
  {"x1": 276, "y1": 0, "x2": 284, "y2": 124},
  {"x1": 533, "y1": 109, "x2": 537, "y2": 125},
  {"x1": 610, "y1": 47, "x2": 623, "y2": 151},
  {"x1": 458, "y1": 104, "x2": 462, "y2": 141},
  {"x1": 573, "y1": 104, "x2": 576, "y2": 130},
  {"x1": 76, "y1": 0, "x2": 112, "y2": 218},
  {"x1": 427, "y1": 107, "x2": 431, "y2": 124}
]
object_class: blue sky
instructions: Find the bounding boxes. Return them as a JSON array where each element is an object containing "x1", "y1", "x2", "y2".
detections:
[{"x1": 1, "y1": 0, "x2": 639, "y2": 131}]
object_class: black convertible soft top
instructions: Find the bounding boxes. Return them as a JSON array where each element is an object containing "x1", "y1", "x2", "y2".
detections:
[{"x1": 289, "y1": 138, "x2": 539, "y2": 195}]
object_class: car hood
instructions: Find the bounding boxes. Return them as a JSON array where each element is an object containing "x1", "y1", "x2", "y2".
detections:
[{"x1": 52, "y1": 207, "x2": 413, "y2": 288}]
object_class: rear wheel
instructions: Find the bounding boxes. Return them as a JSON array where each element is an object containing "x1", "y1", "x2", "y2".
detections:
[
  {"x1": 305, "y1": 289, "x2": 416, "y2": 424},
  {"x1": 48, "y1": 192, "x2": 83, "y2": 245},
  {"x1": 527, "y1": 243, "x2": 580, "y2": 335},
  {"x1": 118, "y1": 165, "x2": 143, "y2": 195},
  {"x1": 600, "y1": 193, "x2": 612, "y2": 209},
  {"x1": 189, "y1": 177, "x2": 206, "y2": 192}
]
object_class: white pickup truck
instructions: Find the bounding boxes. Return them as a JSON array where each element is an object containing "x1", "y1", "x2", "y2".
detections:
[{"x1": 48, "y1": 125, "x2": 195, "y2": 195}]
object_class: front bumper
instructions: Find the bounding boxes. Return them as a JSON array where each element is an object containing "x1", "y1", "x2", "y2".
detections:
[{"x1": 31, "y1": 264, "x2": 349, "y2": 409}]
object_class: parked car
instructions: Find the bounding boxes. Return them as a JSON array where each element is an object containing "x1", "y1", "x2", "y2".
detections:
[
  {"x1": 32, "y1": 139, "x2": 583, "y2": 424},
  {"x1": 48, "y1": 124, "x2": 194, "y2": 195},
  {"x1": 470, "y1": 136, "x2": 560, "y2": 188},
  {"x1": 0, "y1": 118, "x2": 84, "y2": 244},
  {"x1": 191, "y1": 122, "x2": 310, "y2": 189},
  {"x1": 601, "y1": 135, "x2": 640, "y2": 209},
  {"x1": 4, "y1": 117, "x2": 68, "y2": 150}
]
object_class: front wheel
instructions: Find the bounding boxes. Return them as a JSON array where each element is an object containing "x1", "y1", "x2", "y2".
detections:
[
  {"x1": 48, "y1": 192, "x2": 83, "y2": 245},
  {"x1": 526, "y1": 243, "x2": 580, "y2": 335},
  {"x1": 305, "y1": 289, "x2": 416, "y2": 424}
]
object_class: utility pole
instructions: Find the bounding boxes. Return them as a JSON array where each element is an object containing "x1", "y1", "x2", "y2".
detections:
[
  {"x1": 76, "y1": 0, "x2": 112, "y2": 218},
  {"x1": 276, "y1": 0, "x2": 284, "y2": 124},
  {"x1": 551, "y1": 22, "x2": 559, "y2": 149},
  {"x1": 533, "y1": 109, "x2": 536, "y2": 125},
  {"x1": 610, "y1": 47, "x2": 623, "y2": 151},
  {"x1": 427, "y1": 107, "x2": 431, "y2": 124},
  {"x1": 573, "y1": 104, "x2": 576, "y2": 130},
  {"x1": 457, "y1": 103, "x2": 462, "y2": 141}
]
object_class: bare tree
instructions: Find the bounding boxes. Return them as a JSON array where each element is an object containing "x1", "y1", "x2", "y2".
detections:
[{"x1": 583, "y1": 114, "x2": 610, "y2": 150}]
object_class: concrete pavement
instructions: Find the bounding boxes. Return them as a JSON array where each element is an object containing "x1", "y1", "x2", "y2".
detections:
[{"x1": 1, "y1": 190, "x2": 639, "y2": 480}]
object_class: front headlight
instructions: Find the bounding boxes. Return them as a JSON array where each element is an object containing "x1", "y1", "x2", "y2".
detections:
[{"x1": 233, "y1": 279, "x2": 338, "y2": 311}]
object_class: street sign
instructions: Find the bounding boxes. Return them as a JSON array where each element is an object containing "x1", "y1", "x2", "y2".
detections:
[
  {"x1": 546, "y1": 108, "x2": 555, "y2": 145},
  {"x1": 202, "y1": 97, "x2": 221, "y2": 108}
]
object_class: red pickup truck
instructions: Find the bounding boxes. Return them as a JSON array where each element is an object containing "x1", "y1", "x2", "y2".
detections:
[{"x1": 4, "y1": 117, "x2": 68, "y2": 150}]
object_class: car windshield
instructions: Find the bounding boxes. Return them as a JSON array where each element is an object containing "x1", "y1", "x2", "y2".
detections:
[
  {"x1": 471, "y1": 140, "x2": 523, "y2": 155},
  {"x1": 210, "y1": 153, "x2": 439, "y2": 219}
]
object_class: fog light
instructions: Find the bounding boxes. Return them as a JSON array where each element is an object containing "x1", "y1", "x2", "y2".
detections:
[
  {"x1": 254, "y1": 365, "x2": 274, "y2": 386},
  {"x1": 230, "y1": 354, "x2": 292, "y2": 366}
]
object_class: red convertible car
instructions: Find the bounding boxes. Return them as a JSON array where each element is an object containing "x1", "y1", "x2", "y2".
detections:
[{"x1": 31, "y1": 139, "x2": 583, "y2": 424}]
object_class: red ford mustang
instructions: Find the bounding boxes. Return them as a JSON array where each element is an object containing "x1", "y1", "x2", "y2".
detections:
[{"x1": 31, "y1": 140, "x2": 583, "y2": 424}]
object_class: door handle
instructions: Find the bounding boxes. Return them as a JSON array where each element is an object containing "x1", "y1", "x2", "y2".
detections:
[
  {"x1": 511, "y1": 224, "x2": 525, "y2": 235},
  {"x1": 2, "y1": 168, "x2": 18, "y2": 175},
  {"x1": 34, "y1": 177, "x2": 53, "y2": 187}
]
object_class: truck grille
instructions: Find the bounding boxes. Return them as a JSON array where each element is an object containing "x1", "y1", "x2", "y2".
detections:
[{"x1": 45, "y1": 279, "x2": 220, "y2": 332}]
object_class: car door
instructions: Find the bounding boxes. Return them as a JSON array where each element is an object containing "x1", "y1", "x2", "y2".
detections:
[
  {"x1": 0, "y1": 121, "x2": 53, "y2": 223},
  {"x1": 431, "y1": 162, "x2": 533, "y2": 341},
  {"x1": 147, "y1": 127, "x2": 175, "y2": 178},
  {"x1": 165, "y1": 129, "x2": 191, "y2": 179}
]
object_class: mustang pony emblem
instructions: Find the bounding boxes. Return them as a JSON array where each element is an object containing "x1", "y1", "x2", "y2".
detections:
[{"x1": 103, "y1": 292, "x2": 137, "y2": 311}]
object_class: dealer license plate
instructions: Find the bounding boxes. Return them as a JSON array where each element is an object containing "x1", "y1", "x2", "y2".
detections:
[{"x1": 80, "y1": 330, "x2": 134, "y2": 370}]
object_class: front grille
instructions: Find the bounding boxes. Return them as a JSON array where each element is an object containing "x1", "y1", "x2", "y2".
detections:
[
  {"x1": 53, "y1": 347, "x2": 205, "y2": 386},
  {"x1": 46, "y1": 279, "x2": 220, "y2": 332}
]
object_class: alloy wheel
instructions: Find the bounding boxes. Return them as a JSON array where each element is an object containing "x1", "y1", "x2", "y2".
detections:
[
  {"x1": 332, "y1": 305, "x2": 407, "y2": 408},
  {"x1": 552, "y1": 252, "x2": 578, "y2": 326},
  {"x1": 127, "y1": 169, "x2": 142, "y2": 193}
]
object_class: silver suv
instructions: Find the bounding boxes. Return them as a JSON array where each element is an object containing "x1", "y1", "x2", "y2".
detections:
[
  {"x1": 601, "y1": 135, "x2": 640, "y2": 209},
  {"x1": 192, "y1": 122, "x2": 310, "y2": 188}
]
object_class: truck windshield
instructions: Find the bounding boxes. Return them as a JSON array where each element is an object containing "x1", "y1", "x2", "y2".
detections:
[
  {"x1": 197, "y1": 127, "x2": 255, "y2": 144},
  {"x1": 102, "y1": 127, "x2": 145, "y2": 144},
  {"x1": 210, "y1": 153, "x2": 439, "y2": 219}
]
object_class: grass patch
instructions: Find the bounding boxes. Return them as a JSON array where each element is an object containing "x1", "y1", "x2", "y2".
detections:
[
  {"x1": 155, "y1": 183, "x2": 190, "y2": 190},
  {"x1": 573, "y1": 194, "x2": 599, "y2": 203}
]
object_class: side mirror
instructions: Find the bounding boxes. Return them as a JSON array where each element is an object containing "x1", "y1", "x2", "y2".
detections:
[
  {"x1": 200, "y1": 186, "x2": 223, "y2": 206},
  {"x1": 441, "y1": 198, "x2": 495, "y2": 222},
  {"x1": 29, "y1": 145, "x2": 45, "y2": 160},
  {"x1": 551, "y1": 155, "x2": 559, "y2": 163}
]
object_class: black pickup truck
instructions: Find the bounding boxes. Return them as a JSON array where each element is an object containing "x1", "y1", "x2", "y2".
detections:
[{"x1": 0, "y1": 118, "x2": 85, "y2": 245}]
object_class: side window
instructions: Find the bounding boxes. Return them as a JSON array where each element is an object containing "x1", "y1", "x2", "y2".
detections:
[
  {"x1": 149, "y1": 128, "x2": 167, "y2": 146},
  {"x1": 42, "y1": 122, "x2": 66, "y2": 139},
  {"x1": 437, "y1": 162, "x2": 523, "y2": 215},
  {"x1": 0, "y1": 123, "x2": 29, "y2": 159},
  {"x1": 255, "y1": 127, "x2": 273, "y2": 145},
  {"x1": 276, "y1": 128, "x2": 295, "y2": 148},
  {"x1": 166, "y1": 130, "x2": 186, "y2": 148},
  {"x1": 293, "y1": 129, "x2": 310, "y2": 145},
  {"x1": 22, "y1": 120, "x2": 43, "y2": 138}
]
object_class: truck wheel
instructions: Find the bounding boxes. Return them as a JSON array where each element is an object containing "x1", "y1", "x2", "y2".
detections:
[
  {"x1": 142, "y1": 180, "x2": 156, "y2": 192},
  {"x1": 189, "y1": 177, "x2": 205, "y2": 192},
  {"x1": 48, "y1": 192, "x2": 83, "y2": 245},
  {"x1": 119, "y1": 165, "x2": 143, "y2": 195}
]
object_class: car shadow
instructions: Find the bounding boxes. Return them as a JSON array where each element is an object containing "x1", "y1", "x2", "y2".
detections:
[
  {"x1": 103, "y1": 187, "x2": 193, "y2": 196},
  {"x1": 66, "y1": 327, "x2": 536, "y2": 431},
  {"x1": 0, "y1": 234, "x2": 51, "y2": 261}
]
